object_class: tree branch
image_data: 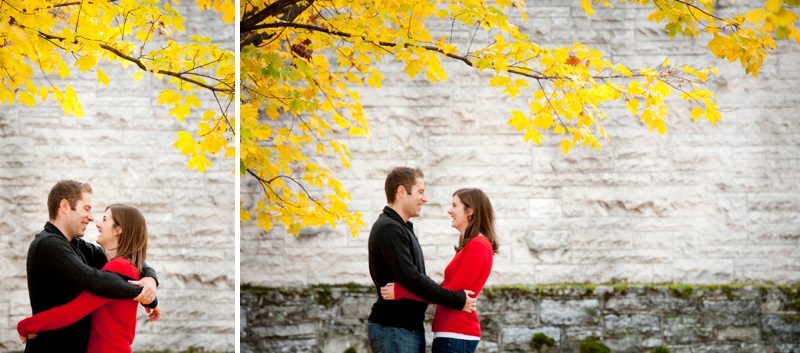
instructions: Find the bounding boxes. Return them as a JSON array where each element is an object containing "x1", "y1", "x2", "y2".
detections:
[
  {"x1": 28, "y1": 26, "x2": 232, "y2": 93},
  {"x1": 241, "y1": 0, "x2": 306, "y2": 33}
]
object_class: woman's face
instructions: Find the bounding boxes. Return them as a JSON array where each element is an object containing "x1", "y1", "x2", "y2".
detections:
[
  {"x1": 447, "y1": 195, "x2": 472, "y2": 235},
  {"x1": 96, "y1": 209, "x2": 120, "y2": 249}
]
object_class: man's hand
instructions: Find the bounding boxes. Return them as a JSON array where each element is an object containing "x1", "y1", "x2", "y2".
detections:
[
  {"x1": 145, "y1": 304, "x2": 162, "y2": 322},
  {"x1": 380, "y1": 283, "x2": 396, "y2": 300},
  {"x1": 20, "y1": 333, "x2": 36, "y2": 343},
  {"x1": 461, "y1": 290, "x2": 476, "y2": 313},
  {"x1": 130, "y1": 277, "x2": 158, "y2": 304}
]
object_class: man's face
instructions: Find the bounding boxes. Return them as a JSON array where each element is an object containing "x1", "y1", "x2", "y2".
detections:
[
  {"x1": 401, "y1": 177, "x2": 427, "y2": 219},
  {"x1": 65, "y1": 192, "x2": 94, "y2": 238}
]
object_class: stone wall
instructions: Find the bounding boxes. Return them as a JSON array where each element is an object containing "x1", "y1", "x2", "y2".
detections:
[
  {"x1": 241, "y1": 284, "x2": 800, "y2": 353},
  {"x1": 242, "y1": 0, "x2": 800, "y2": 287},
  {"x1": 0, "y1": 5, "x2": 234, "y2": 352}
]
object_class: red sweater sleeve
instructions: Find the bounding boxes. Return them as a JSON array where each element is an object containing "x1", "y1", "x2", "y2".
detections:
[
  {"x1": 17, "y1": 291, "x2": 111, "y2": 337},
  {"x1": 17, "y1": 258, "x2": 131, "y2": 337},
  {"x1": 394, "y1": 282, "x2": 426, "y2": 302}
]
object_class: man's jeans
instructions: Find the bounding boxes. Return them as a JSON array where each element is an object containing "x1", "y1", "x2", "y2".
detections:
[{"x1": 367, "y1": 321, "x2": 425, "y2": 353}]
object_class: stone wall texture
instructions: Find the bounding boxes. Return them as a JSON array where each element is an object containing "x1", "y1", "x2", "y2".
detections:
[
  {"x1": 0, "y1": 5, "x2": 234, "y2": 352},
  {"x1": 241, "y1": 284, "x2": 800, "y2": 353},
  {"x1": 243, "y1": 0, "x2": 800, "y2": 288}
]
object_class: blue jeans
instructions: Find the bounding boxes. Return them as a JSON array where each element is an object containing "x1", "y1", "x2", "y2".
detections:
[
  {"x1": 431, "y1": 337, "x2": 480, "y2": 353},
  {"x1": 367, "y1": 321, "x2": 425, "y2": 353}
]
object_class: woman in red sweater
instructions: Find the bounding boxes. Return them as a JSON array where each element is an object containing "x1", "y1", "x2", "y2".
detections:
[
  {"x1": 18, "y1": 203, "x2": 152, "y2": 353},
  {"x1": 381, "y1": 188, "x2": 499, "y2": 353}
]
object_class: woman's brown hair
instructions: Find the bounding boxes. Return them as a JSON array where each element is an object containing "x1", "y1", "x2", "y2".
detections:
[
  {"x1": 106, "y1": 203, "x2": 148, "y2": 272},
  {"x1": 453, "y1": 188, "x2": 499, "y2": 255}
]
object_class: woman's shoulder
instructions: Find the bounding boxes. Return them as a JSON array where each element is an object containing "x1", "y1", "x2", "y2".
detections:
[
  {"x1": 466, "y1": 235, "x2": 493, "y2": 250},
  {"x1": 103, "y1": 257, "x2": 138, "y2": 277}
]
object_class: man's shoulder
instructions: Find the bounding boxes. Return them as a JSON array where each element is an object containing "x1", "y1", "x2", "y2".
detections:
[
  {"x1": 370, "y1": 216, "x2": 408, "y2": 238},
  {"x1": 30, "y1": 230, "x2": 66, "y2": 248},
  {"x1": 27, "y1": 231, "x2": 69, "y2": 263}
]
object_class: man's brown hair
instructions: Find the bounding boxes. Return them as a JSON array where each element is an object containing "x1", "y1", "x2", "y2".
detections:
[
  {"x1": 106, "y1": 203, "x2": 148, "y2": 272},
  {"x1": 453, "y1": 188, "x2": 500, "y2": 255},
  {"x1": 384, "y1": 167, "x2": 424, "y2": 204},
  {"x1": 47, "y1": 180, "x2": 92, "y2": 221}
]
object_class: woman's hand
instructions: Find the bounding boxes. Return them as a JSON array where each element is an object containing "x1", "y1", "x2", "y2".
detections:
[
  {"x1": 19, "y1": 332, "x2": 36, "y2": 343},
  {"x1": 380, "y1": 283, "x2": 396, "y2": 300},
  {"x1": 145, "y1": 304, "x2": 162, "y2": 322}
]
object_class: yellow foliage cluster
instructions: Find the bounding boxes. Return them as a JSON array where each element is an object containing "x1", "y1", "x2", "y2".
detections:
[
  {"x1": 0, "y1": 0, "x2": 235, "y2": 173},
  {"x1": 243, "y1": 0, "x2": 800, "y2": 237}
]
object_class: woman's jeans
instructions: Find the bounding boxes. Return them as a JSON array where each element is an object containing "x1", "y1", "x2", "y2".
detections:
[
  {"x1": 367, "y1": 321, "x2": 425, "y2": 353},
  {"x1": 431, "y1": 337, "x2": 480, "y2": 353}
]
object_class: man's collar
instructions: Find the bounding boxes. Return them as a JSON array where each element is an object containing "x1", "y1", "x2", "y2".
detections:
[
  {"x1": 382, "y1": 206, "x2": 414, "y2": 229},
  {"x1": 44, "y1": 221, "x2": 72, "y2": 242}
]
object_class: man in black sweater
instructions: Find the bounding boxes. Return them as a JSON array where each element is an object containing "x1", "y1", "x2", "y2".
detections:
[
  {"x1": 23, "y1": 180, "x2": 161, "y2": 353},
  {"x1": 368, "y1": 167, "x2": 477, "y2": 353}
]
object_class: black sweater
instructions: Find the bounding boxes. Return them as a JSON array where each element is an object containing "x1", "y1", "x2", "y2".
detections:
[
  {"x1": 368, "y1": 207, "x2": 466, "y2": 331},
  {"x1": 24, "y1": 222, "x2": 158, "y2": 353}
]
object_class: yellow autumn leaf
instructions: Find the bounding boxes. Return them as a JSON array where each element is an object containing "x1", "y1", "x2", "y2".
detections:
[
  {"x1": 768, "y1": 8, "x2": 799, "y2": 27},
  {"x1": 18, "y1": 92, "x2": 35, "y2": 107},
  {"x1": 188, "y1": 154, "x2": 212, "y2": 173},
  {"x1": 96, "y1": 69, "x2": 110, "y2": 86},
  {"x1": 170, "y1": 104, "x2": 192, "y2": 122},
  {"x1": 158, "y1": 89, "x2": 183, "y2": 106},
  {"x1": 174, "y1": 131, "x2": 197, "y2": 155},
  {"x1": 74, "y1": 55, "x2": 97, "y2": 73}
]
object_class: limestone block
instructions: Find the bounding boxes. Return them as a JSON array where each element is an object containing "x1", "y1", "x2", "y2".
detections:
[
  {"x1": 604, "y1": 336, "x2": 643, "y2": 353},
  {"x1": 307, "y1": 261, "x2": 371, "y2": 284},
  {"x1": 427, "y1": 166, "x2": 531, "y2": 186},
  {"x1": 511, "y1": 232, "x2": 571, "y2": 265},
  {"x1": 673, "y1": 259, "x2": 734, "y2": 283},
  {"x1": 134, "y1": 333, "x2": 234, "y2": 352},
  {"x1": 717, "y1": 326, "x2": 760, "y2": 341},
  {"x1": 614, "y1": 144, "x2": 671, "y2": 172},
  {"x1": 9, "y1": 290, "x2": 30, "y2": 316},
  {"x1": 604, "y1": 314, "x2": 661, "y2": 336},
  {"x1": 338, "y1": 295, "x2": 374, "y2": 319},
  {"x1": 523, "y1": 230, "x2": 571, "y2": 252},
  {"x1": 572, "y1": 249, "x2": 671, "y2": 264},
  {"x1": 604, "y1": 296, "x2": 650, "y2": 314},
  {"x1": 251, "y1": 322, "x2": 316, "y2": 339},
  {"x1": 540, "y1": 299, "x2": 600, "y2": 326},
  {"x1": 562, "y1": 325, "x2": 604, "y2": 341},
  {"x1": 319, "y1": 332, "x2": 368, "y2": 353},
  {"x1": 240, "y1": 261, "x2": 309, "y2": 287},
  {"x1": 663, "y1": 318, "x2": 714, "y2": 344},
  {"x1": 649, "y1": 293, "x2": 698, "y2": 316},
  {"x1": 761, "y1": 315, "x2": 800, "y2": 342},
  {"x1": 501, "y1": 326, "x2": 561, "y2": 351},
  {"x1": 572, "y1": 229, "x2": 633, "y2": 249},
  {"x1": 484, "y1": 262, "x2": 535, "y2": 286},
  {"x1": 535, "y1": 264, "x2": 656, "y2": 284}
]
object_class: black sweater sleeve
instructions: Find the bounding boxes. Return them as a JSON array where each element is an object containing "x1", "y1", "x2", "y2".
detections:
[
  {"x1": 80, "y1": 240, "x2": 160, "y2": 286},
  {"x1": 377, "y1": 224, "x2": 466, "y2": 310},
  {"x1": 36, "y1": 237, "x2": 143, "y2": 299},
  {"x1": 78, "y1": 239, "x2": 160, "y2": 308}
]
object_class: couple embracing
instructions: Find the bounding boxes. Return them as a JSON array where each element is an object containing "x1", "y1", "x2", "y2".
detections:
[
  {"x1": 368, "y1": 167, "x2": 500, "y2": 353},
  {"x1": 17, "y1": 180, "x2": 160, "y2": 353}
]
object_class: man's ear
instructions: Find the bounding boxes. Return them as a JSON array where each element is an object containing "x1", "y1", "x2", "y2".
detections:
[
  {"x1": 396, "y1": 185, "x2": 407, "y2": 201},
  {"x1": 59, "y1": 199, "x2": 71, "y2": 215}
]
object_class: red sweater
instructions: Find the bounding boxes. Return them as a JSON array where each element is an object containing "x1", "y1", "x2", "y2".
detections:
[
  {"x1": 18, "y1": 257, "x2": 141, "y2": 353},
  {"x1": 395, "y1": 235, "x2": 493, "y2": 337}
]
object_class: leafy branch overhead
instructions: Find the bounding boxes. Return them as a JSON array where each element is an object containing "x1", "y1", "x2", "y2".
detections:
[
  {"x1": 0, "y1": 0, "x2": 236, "y2": 173},
  {"x1": 242, "y1": 0, "x2": 798, "y2": 236}
]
